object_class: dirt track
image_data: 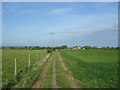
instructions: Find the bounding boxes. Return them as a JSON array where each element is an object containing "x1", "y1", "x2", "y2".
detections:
[
  {"x1": 56, "y1": 51, "x2": 80, "y2": 88},
  {"x1": 32, "y1": 51, "x2": 80, "y2": 88},
  {"x1": 52, "y1": 53, "x2": 58, "y2": 88},
  {"x1": 31, "y1": 54, "x2": 52, "y2": 88}
]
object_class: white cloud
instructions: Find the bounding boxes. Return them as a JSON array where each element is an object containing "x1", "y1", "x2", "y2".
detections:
[{"x1": 50, "y1": 8, "x2": 73, "y2": 15}]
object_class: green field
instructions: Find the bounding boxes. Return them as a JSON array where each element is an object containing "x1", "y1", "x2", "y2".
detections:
[
  {"x1": 2, "y1": 49, "x2": 119, "y2": 88},
  {"x1": 60, "y1": 49, "x2": 118, "y2": 88},
  {"x1": 2, "y1": 49, "x2": 47, "y2": 88}
]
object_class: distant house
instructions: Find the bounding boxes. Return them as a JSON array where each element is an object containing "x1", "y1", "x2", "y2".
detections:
[
  {"x1": 73, "y1": 46, "x2": 81, "y2": 49},
  {"x1": 82, "y1": 48, "x2": 85, "y2": 50}
]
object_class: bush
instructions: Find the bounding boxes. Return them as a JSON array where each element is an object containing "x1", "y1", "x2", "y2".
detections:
[{"x1": 47, "y1": 49, "x2": 53, "y2": 53}]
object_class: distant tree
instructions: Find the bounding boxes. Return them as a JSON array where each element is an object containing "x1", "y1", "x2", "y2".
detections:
[
  {"x1": 101, "y1": 47, "x2": 106, "y2": 50},
  {"x1": 46, "y1": 46, "x2": 51, "y2": 49},
  {"x1": 106, "y1": 46, "x2": 110, "y2": 49},
  {"x1": 115, "y1": 47, "x2": 120, "y2": 50},
  {"x1": 101, "y1": 46, "x2": 110, "y2": 50},
  {"x1": 61, "y1": 45, "x2": 67, "y2": 49},
  {"x1": 92, "y1": 46, "x2": 97, "y2": 49},
  {"x1": 83, "y1": 46, "x2": 92, "y2": 49},
  {"x1": 24, "y1": 46, "x2": 27, "y2": 49},
  {"x1": 8, "y1": 46, "x2": 17, "y2": 49},
  {"x1": 35, "y1": 46, "x2": 40, "y2": 50}
]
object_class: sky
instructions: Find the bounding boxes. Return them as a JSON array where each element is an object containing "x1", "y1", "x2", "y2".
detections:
[
  {"x1": 2, "y1": 2, "x2": 118, "y2": 47},
  {"x1": 0, "y1": 2, "x2": 1, "y2": 24}
]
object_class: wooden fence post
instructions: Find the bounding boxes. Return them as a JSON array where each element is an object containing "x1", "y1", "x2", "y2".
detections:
[
  {"x1": 41, "y1": 50, "x2": 43, "y2": 58},
  {"x1": 15, "y1": 58, "x2": 17, "y2": 76},
  {"x1": 37, "y1": 52, "x2": 39, "y2": 62},
  {"x1": 29, "y1": 54, "x2": 31, "y2": 66}
]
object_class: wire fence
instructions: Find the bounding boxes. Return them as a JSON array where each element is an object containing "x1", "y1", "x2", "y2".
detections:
[{"x1": 2, "y1": 49, "x2": 48, "y2": 88}]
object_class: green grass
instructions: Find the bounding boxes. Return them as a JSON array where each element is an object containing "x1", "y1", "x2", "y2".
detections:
[
  {"x1": 2, "y1": 49, "x2": 47, "y2": 88},
  {"x1": 60, "y1": 49, "x2": 118, "y2": 88},
  {"x1": 14, "y1": 62, "x2": 43, "y2": 88},
  {"x1": 55, "y1": 52, "x2": 71, "y2": 88}
]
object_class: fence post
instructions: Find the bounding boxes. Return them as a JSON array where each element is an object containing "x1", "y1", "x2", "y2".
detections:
[
  {"x1": 43, "y1": 50, "x2": 44, "y2": 57},
  {"x1": 29, "y1": 54, "x2": 31, "y2": 66},
  {"x1": 37, "y1": 52, "x2": 39, "y2": 62},
  {"x1": 15, "y1": 58, "x2": 17, "y2": 76},
  {"x1": 41, "y1": 50, "x2": 43, "y2": 58},
  {"x1": 43, "y1": 51, "x2": 45, "y2": 57}
]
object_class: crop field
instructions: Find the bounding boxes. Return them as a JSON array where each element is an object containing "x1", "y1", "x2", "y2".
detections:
[
  {"x1": 2, "y1": 49, "x2": 119, "y2": 88},
  {"x1": 60, "y1": 50, "x2": 118, "y2": 88},
  {"x1": 2, "y1": 49, "x2": 47, "y2": 88},
  {"x1": 60, "y1": 49, "x2": 119, "y2": 88}
]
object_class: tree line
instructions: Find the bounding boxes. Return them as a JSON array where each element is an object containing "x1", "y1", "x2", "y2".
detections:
[
  {"x1": 82, "y1": 46, "x2": 120, "y2": 50},
  {"x1": 2, "y1": 45, "x2": 120, "y2": 50},
  {"x1": 2, "y1": 45, "x2": 68, "y2": 50}
]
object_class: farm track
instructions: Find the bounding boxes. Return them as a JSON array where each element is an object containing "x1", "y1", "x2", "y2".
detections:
[
  {"x1": 32, "y1": 51, "x2": 80, "y2": 88},
  {"x1": 56, "y1": 51, "x2": 80, "y2": 88},
  {"x1": 52, "y1": 52, "x2": 58, "y2": 88},
  {"x1": 31, "y1": 54, "x2": 52, "y2": 88}
]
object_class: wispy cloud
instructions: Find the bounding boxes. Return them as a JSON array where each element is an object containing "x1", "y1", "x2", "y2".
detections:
[
  {"x1": 50, "y1": 8, "x2": 73, "y2": 15},
  {"x1": 2, "y1": 2, "x2": 118, "y2": 46}
]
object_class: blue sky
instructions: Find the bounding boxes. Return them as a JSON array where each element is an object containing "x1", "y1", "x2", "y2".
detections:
[{"x1": 2, "y1": 2, "x2": 118, "y2": 47}]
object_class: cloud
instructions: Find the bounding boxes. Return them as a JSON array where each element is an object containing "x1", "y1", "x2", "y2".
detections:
[
  {"x1": 19, "y1": 9, "x2": 42, "y2": 14},
  {"x1": 43, "y1": 10, "x2": 117, "y2": 35},
  {"x1": 50, "y1": 8, "x2": 73, "y2": 15}
]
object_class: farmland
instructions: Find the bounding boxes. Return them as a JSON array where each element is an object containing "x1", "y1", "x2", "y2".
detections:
[
  {"x1": 2, "y1": 49, "x2": 48, "y2": 88},
  {"x1": 2, "y1": 49, "x2": 119, "y2": 88},
  {"x1": 60, "y1": 49, "x2": 118, "y2": 88}
]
